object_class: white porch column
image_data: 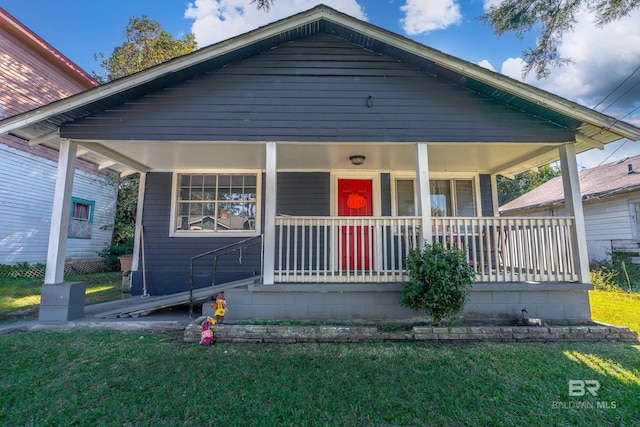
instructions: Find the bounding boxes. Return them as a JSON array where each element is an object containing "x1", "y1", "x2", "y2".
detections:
[
  {"x1": 416, "y1": 143, "x2": 432, "y2": 244},
  {"x1": 263, "y1": 142, "x2": 277, "y2": 284},
  {"x1": 559, "y1": 143, "x2": 590, "y2": 283},
  {"x1": 131, "y1": 172, "x2": 146, "y2": 271},
  {"x1": 490, "y1": 174, "x2": 500, "y2": 216},
  {"x1": 44, "y1": 138, "x2": 77, "y2": 284}
]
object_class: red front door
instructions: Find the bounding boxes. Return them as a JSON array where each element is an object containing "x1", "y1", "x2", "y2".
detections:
[{"x1": 338, "y1": 179, "x2": 373, "y2": 270}]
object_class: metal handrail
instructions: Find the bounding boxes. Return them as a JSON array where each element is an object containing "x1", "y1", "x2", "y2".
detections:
[{"x1": 188, "y1": 234, "x2": 263, "y2": 317}]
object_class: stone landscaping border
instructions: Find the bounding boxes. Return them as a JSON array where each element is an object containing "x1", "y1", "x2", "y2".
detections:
[{"x1": 184, "y1": 320, "x2": 638, "y2": 344}]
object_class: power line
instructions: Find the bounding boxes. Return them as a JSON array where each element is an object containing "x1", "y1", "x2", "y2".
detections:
[
  {"x1": 592, "y1": 63, "x2": 640, "y2": 111},
  {"x1": 599, "y1": 78, "x2": 640, "y2": 113}
]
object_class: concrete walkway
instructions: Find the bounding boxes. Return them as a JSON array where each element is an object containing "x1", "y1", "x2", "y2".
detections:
[{"x1": 0, "y1": 296, "x2": 197, "y2": 335}]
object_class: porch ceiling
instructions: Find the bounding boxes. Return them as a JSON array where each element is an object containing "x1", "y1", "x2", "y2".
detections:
[{"x1": 69, "y1": 139, "x2": 562, "y2": 175}]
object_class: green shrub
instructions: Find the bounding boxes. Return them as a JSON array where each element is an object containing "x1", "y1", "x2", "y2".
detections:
[
  {"x1": 590, "y1": 253, "x2": 640, "y2": 293},
  {"x1": 590, "y1": 266, "x2": 621, "y2": 292},
  {"x1": 401, "y1": 242, "x2": 475, "y2": 326},
  {"x1": 98, "y1": 237, "x2": 134, "y2": 271},
  {"x1": 0, "y1": 262, "x2": 46, "y2": 279}
]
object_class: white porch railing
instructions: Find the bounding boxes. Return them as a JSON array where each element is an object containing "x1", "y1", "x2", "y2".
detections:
[
  {"x1": 274, "y1": 216, "x2": 578, "y2": 283},
  {"x1": 433, "y1": 217, "x2": 578, "y2": 283}
]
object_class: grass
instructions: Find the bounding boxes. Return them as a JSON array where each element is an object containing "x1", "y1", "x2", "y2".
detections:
[
  {"x1": 0, "y1": 273, "x2": 639, "y2": 425},
  {"x1": 0, "y1": 272, "x2": 122, "y2": 322},
  {"x1": 590, "y1": 290, "x2": 640, "y2": 334},
  {"x1": 0, "y1": 333, "x2": 638, "y2": 426}
]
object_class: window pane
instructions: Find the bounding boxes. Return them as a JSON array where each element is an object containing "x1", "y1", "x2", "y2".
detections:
[
  {"x1": 455, "y1": 180, "x2": 475, "y2": 216},
  {"x1": 204, "y1": 175, "x2": 216, "y2": 186},
  {"x1": 396, "y1": 180, "x2": 415, "y2": 216},
  {"x1": 191, "y1": 175, "x2": 203, "y2": 186},
  {"x1": 72, "y1": 202, "x2": 90, "y2": 220},
  {"x1": 430, "y1": 180, "x2": 451, "y2": 217},
  {"x1": 175, "y1": 173, "x2": 257, "y2": 233},
  {"x1": 232, "y1": 175, "x2": 244, "y2": 186},
  {"x1": 204, "y1": 187, "x2": 216, "y2": 200}
]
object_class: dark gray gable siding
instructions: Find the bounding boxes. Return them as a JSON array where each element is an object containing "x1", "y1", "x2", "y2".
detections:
[{"x1": 62, "y1": 34, "x2": 574, "y2": 143}]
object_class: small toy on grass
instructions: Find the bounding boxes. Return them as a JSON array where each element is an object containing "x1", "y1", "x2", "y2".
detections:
[
  {"x1": 200, "y1": 317, "x2": 214, "y2": 346},
  {"x1": 212, "y1": 292, "x2": 228, "y2": 324}
]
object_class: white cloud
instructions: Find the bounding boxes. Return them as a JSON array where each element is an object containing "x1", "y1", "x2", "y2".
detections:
[
  {"x1": 477, "y1": 59, "x2": 495, "y2": 71},
  {"x1": 185, "y1": 0, "x2": 367, "y2": 48},
  {"x1": 482, "y1": 0, "x2": 503, "y2": 13},
  {"x1": 495, "y1": 9, "x2": 640, "y2": 117},
  {"x1": 400, "y1": 0, "x2": 462, "y2": 35},
  {"x1": 492, "y1": 9, "x2": 640, "y2": 168}
]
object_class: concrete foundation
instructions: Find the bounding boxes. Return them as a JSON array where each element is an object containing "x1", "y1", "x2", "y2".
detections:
[
  {"x1": 38, "y1": 282, "x2": 86, "y2": 321},
  {"x1": 208, "y1": 282, "x2": 593, "y2": 324}
]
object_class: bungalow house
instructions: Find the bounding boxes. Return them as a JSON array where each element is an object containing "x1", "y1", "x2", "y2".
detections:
[
  {"x1": 1, "y1": 5, "x2": 639, "y2": 323},
  {"x1": 0, "y1": 8, "x2": 118, "y2": 271},
  {"x1": 500, "y1": 155, "x2": 640, "y2": 263}
]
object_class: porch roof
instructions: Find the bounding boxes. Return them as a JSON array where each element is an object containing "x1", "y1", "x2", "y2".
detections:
[{"x1": 0, "y1": 4, "x2": 639, "y2": 176}]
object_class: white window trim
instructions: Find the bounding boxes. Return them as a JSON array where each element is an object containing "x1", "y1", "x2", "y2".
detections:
[
  {"x1": 390, "y1": 172, "x2": 480, "y2": 217},
  {"x1": 169, "y1": 170, "x2": 262, "y2": 238}
]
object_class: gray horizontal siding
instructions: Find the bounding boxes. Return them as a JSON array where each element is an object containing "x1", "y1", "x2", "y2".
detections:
[
  {"x1": 277, "y1": 172, "x2": 330, "y2": 216},
  {"x1": 131, "y1": 172, "x2": 261, "y2": 295},
  {"x1": 62, "y1": 34, "x2": 573, "y2": 143},
  {"x1": 132, "y1": 172, "x2": 332, "y2": 295}
]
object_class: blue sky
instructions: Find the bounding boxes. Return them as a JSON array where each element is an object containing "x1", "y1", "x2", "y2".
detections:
[{"x1": 3, "y1": 0, "x2": 639, "y2": 168}]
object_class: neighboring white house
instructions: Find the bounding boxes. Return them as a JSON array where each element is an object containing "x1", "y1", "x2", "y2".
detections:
[
  {"x1": 500, "y1": 155, "x2": 640, "y2": 263},
  {"x1": 0, "y1": 8, "x2": 117, "y2": 267}
]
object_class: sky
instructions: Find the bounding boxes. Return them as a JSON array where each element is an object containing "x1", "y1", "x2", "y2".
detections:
[{"x1": 3, "y1": 0, "x2": 639, "y2": 169}]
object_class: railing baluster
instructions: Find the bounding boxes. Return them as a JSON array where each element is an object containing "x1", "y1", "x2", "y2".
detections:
[{"x1": 272, "y1": 215, "x2": 578, "y2": 284}]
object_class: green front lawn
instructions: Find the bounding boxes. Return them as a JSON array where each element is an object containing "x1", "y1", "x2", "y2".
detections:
[
  {"x1": 590, "y1": 290, "x2": 640, "y2": 334},
  {"x1": 0, "y1": 272, "x2": 121, "y2": 322},
  {"x1": 1, "y1": 275, "x2": 639, "y2": 425},
  {"x1": 0, "y1": 333, "x2": 638, "y2": 426}
]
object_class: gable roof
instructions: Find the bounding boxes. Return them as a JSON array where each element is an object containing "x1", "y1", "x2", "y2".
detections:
[
  {"x1": 0, "y1": 7, "x2": 98, "y2": 89},
  {"x1": 500, "y1": 154, "x2": 640, "y2": 214},
  {"x1": 0, "y1": 4, "x2": 638, "y2": 175}
]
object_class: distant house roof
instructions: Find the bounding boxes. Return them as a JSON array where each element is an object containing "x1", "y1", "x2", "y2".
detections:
[
  {"x1": 0, "y1": 7, "x2": 98, "y2": 89},
  {"x1": 500, "y1": 155, "x2": 640, "y2": 214}
]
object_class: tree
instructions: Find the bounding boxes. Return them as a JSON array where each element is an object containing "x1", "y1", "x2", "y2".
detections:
[
  {"x1": 481, "y1": 0, "x2": 640, "y2": 78},
  {"x1": 95, "y1": 17, "x2": 197, "y2": 266},
  {"x1": 496, "y1": 164, "x2": 561, "y2": 206},
  {"x1": 252, "y1": 0, "x2": 275, "y2": 11},
  {"x1": 94, "y1": 16, "x2": 197, "y2": 82}
]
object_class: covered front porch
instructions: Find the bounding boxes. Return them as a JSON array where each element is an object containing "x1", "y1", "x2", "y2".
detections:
[{"x1": 254, "y1": 141, "x2": 590, "y2": 287}]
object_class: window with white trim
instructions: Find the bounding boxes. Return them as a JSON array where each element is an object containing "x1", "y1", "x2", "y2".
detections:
[
  {"x1": 68, "y1": 197, "x2": 94, "y2": 239},
  {"x1": 174, "y1": 173, "x2": 258, "y2": 234},
  {"x1": 394, "y1": 178, "x2": 476, "y2": 217}
]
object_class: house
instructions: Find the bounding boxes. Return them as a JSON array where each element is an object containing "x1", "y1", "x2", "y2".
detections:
[
  {"x1": 500, "y1": 155, "x2": 640, "y2": 263},
  {"x1": 1, "y1": 5, "x2": 639, "y2": 323},
  {"x1": 0, "y1": 8, "x2": 118, "y2": 272}
]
